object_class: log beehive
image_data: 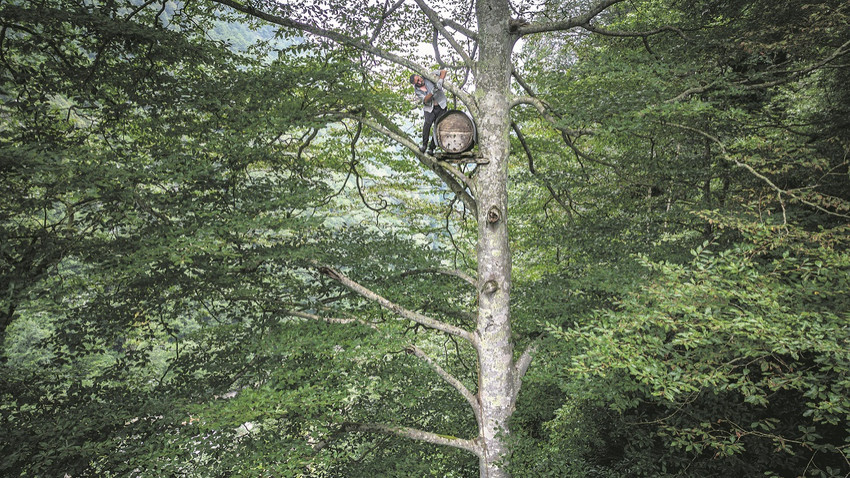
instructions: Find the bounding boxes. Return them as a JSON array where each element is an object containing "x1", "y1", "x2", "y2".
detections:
[{"x1": 434, "y1": 110, "x2": 476, "y2": 154}]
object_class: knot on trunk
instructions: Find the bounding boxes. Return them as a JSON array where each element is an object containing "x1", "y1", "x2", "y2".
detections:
[
  {"x1": 486, "y1": 206, "x2": 501, "y2": 225},
  {"x1": 481, "y1": 280, "x2": 499, "y2": 296}
]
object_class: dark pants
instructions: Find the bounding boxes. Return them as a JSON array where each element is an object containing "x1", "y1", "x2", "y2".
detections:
[{"x1": 422, "y1": 105, "x2": 446, "y2": 152}]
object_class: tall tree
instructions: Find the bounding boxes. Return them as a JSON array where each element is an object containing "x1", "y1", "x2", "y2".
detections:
[
  {"x1": 4, "y1": 0, "x2": 847, "y2": 476},
  {"x1": 149, "y1": 1, "x2": 642, "y2": 476}
]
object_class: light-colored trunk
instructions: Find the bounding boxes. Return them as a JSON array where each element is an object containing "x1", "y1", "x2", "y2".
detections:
[{"x1": 474, "y1": 1, "x2": 516, "y2": 476}]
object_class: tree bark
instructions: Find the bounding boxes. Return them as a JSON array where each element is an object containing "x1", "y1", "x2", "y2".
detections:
[{"x1": 474, "y1": 1, "x2": 516, "y2": 476}]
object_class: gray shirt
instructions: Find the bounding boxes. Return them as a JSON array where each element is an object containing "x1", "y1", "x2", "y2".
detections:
[{"x1": 414, "y1": 71, "x2": 447, "y2": 113}]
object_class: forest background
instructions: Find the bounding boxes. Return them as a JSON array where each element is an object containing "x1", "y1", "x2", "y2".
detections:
[{"x1": 1, "y1": 0, "x2": 849, "y2": 476}]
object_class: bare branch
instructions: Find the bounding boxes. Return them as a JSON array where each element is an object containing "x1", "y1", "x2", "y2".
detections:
[
  {"x1": 413, "y1": 0, "x2": 475, "y2": 66},
  {"x1": 407, "y1": 345, "x2": 481, "y2": 425},
  {"x1": 511, "y1": 121, "x2": 573, "y2": 217},
  {"x1": 665, "y1": 82, "x2": 718, "y2": 103},
  {"x1": 440, "y1": 18, "x2": 477, "y2": 41},
  {"x1": 513, "y1": 341, "x2": 539, "y2": 392},
  {"x1": 368, "y1": 0, "x2": 405, "y2": 45},
  {"x1": 315, "y1": 264, "x2": 476, "y2": 343},
  {"x1": 210, "y1": 0, "x2": 426, "y2": 74},
  {"x1": 332, "y1": 422, "x2": 481, "y2": 456},
  {"x1": 511, "y1": 65, "x2": 536, "y2": 98},
  {"x1": 345, "y1": 122, "x2": 389, "y2": 213},
  {"x1": 508, "y1": 340, "x2": 540, "y2": 412},
  {"x1": 515, "y1": 0, "x2": 627, "y2": 37}
]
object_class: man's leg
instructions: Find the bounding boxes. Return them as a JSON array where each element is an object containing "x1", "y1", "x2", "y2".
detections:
[
  {"x1": 422, "y1": 109, "x2": 436, "y2": 153},
  {"x1": 425, "y1": 105, "x2": 446, "y2": 154}
]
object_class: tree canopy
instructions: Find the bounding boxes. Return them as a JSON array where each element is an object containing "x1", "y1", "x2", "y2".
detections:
[{"x1": 1, "y1": 0, "x2": 848, "y2": 477}]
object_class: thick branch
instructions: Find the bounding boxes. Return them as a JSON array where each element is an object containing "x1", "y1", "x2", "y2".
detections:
[
  {"x1": 665, "y1": 82, "x2": 719, "y2": 103},
  {"x1": 516, "y1": 0, "x2": 627, "y2": 36},
  {"x1": 342, "y1": 422, "x2": 481, "y2": 456},
  {"x1": 508, "y1": 340, "x2": 540, "y2": 413},
  {"x1": 407, "y1": 345, "x2": 481, "y2": 425},
  {"x1": 315, "y1": 264, "x2": 476, "y2": 343},
  {"x1": 513, "y1": 341, "x2": 539, "y2": 393},
  {"x1": 441, "y1": 18, "x2": 477, "y2": 41}
]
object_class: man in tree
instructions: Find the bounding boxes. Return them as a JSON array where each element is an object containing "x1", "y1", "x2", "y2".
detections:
[{"x1": 409, "y1": 69, "x2": 447, "y2": 154}]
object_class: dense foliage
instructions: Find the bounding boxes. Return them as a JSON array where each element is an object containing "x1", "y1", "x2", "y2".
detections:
[
  {"x1": 507, "y1": 1, "x2": 850, "y2": 476},
  {"x1": 2, "y1": 0, "x2": 848, "y2": 476}
]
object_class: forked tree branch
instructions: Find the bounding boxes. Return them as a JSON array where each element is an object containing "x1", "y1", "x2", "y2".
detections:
[
  {"x1": 413, "y1": 0, "x2": 475, "y2": 67},
  {"x1": 509, "y1": 340, "x2": 540, "y2": 412},
  {"x1": 368, "y1": 0, "x2": 405, "y2": 45},
  {"x1": 510, "y1": 121, "x2": 573, "y2": 216},
  {"x1": 407, "y1": 345, "x2": 481, "y2": 425},
  {"x1": 315, "y1": 263, "x2": 476, "y2": 343}
]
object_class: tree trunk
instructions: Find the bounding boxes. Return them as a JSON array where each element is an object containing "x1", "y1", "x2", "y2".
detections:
[{"x1": 475, "y1": 1, "x2": 516, "y2": 476}]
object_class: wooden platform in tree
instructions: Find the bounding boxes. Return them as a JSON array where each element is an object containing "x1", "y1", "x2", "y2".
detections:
[{"x1": 434, "y1": 151, "x2": 489, "y2": 164}]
